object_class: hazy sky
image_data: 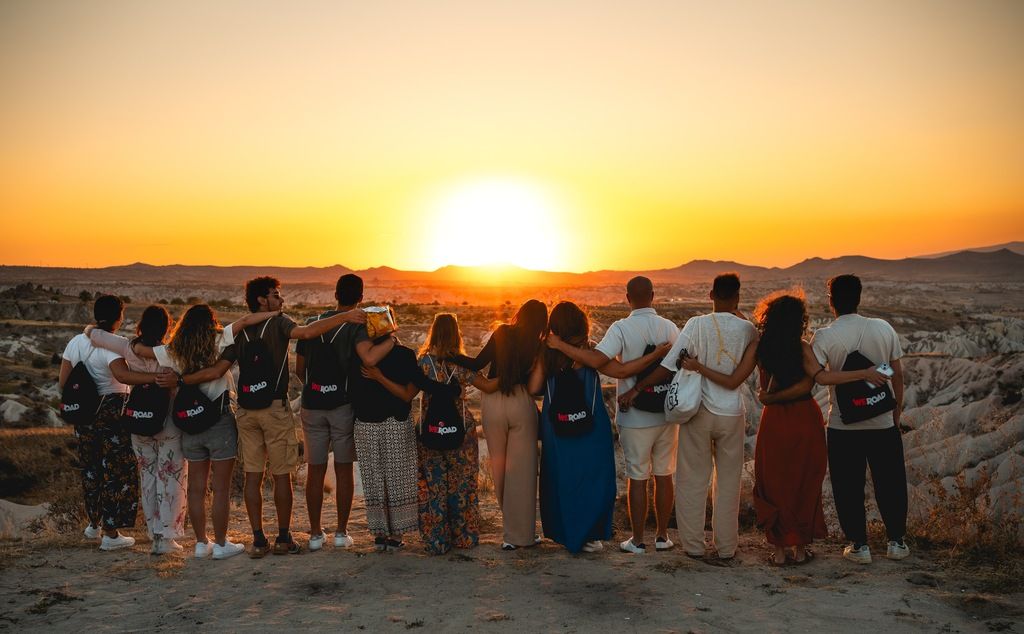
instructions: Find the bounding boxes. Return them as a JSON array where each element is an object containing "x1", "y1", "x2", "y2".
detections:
[{"x1": 1, "y1": 0, "x2": 1022, "y2": 272}]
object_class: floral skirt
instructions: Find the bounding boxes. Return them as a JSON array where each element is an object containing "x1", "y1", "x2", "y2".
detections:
[
  {"x1": 75, "y1": 394, "x2": 139, "y2": 530},
  {"x1": 417, "y1": 430, "x2": 480, "y2": 554}
]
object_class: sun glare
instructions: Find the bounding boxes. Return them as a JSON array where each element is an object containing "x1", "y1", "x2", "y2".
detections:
[{"x1": 424, "y1": 178, "x2": 569, "y2": 272}]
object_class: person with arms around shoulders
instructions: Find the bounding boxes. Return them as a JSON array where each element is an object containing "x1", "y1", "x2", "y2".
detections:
[
  {"x1": 294, "y1": 274, "x2": 395, "y2": 551},
  {"x1": 448, "y1": 299, "x2": 548, "y2": 550},
  {"x1": 415, "y1": 313, "x2": 496, "y2": 555},
  {"x1": 545, "y1": 276, "x2": 679, "y2": 554},
  {"x1": 810, "y1": 274, "x2": 908, "y2": 564},
  {"x1": 220, "y1": 276, "x2": 366, "y2": 557},
  {"x1": 353, "y1": 317, "x2": 462, "y2": 552},
  {"x1": 61, "y1": 295, "x2": 162, "y2": 551},
  {"x1": 622, "y1": 273, "x2": 756, "y2": 561},
  {"x1": 532, "y1": 301, "x2": 670, "y2": 554}
]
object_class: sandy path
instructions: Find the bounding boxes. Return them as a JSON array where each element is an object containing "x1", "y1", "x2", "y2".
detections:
[{"x1": 1, "y1": 482, "x2": 1021, "y2": 633}]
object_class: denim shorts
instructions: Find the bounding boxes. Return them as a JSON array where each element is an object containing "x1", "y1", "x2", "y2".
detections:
[{"x1": 181, "y1": 412, "x2": 238, "y2": 462}]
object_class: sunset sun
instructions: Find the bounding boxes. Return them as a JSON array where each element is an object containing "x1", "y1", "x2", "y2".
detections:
[{"x1": 425, "y1": 178, "x2": 570, "y2": 271}]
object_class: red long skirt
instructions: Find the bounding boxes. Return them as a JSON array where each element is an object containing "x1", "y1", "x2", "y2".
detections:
[{"x1": 753, "y1": 397, "x2": 828, "y2": 547}]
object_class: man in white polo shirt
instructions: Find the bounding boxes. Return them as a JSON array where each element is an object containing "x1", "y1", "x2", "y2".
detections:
[
  {"x1": 547, "y1": 276, "x2": 679, "y2": 554},
  {"x1": 624, "y1": 273, "x2": 757, "y2": 561},
  {"x1": 811, "y1": 274, "x2": 908, "y2": 564}
]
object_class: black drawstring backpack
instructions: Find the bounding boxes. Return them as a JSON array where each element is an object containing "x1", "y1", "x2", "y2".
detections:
[
  {"x1": 546, "y1": 367, "x2": 597, "y2": 438},
  {"x1": 171, "y1": 384, "x2": 222, "y2": 435},
  {"x1": 238, "y1": 320, "x2": 287, "y2": 410},
  {"x1": 418, "y1": 358, "x2": 466, "y2": 451},
  {"x1": 301, "y1": 320, "x2": 348, "y2": 410},
  {"x1": 121, "y1": 382, "x2": 170, "y2": 436},
  {"x1": 60, "y1": 346, "x2": 101, "y2": 426},
  {"x1": 835, "y1": 325, "x2": 896, "y2": 424},
  {"x1": 632, "y1": 343, "x2": 671, "y2": 413}
]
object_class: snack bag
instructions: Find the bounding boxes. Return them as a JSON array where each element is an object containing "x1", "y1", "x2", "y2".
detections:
[{"x1": 365, "y1": 305, "x2": 398, "y2": 339}]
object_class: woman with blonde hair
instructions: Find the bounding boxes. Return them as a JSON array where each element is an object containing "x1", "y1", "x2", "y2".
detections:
[{"x1": 415, "y1": 313, "x2": 493, "y2": 555}]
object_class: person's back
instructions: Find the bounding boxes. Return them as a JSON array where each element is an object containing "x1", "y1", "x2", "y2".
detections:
[
  {"x1": 682, "y1": 311, "x2": 756, "y2": 415},
  {"x1": 600, "y1": 308, "x2": 679, "y2": 426},
  {"x1": 812, "y1": 314, "x2": 901, "y2": 429}
]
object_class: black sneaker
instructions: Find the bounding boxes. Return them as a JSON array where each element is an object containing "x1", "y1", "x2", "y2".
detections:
[{"x1": 374, "y1": 536, "x2": 387, "y2": 552}]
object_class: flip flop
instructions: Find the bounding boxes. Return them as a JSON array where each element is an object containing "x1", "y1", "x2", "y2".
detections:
[
  {"x1": 792, "y1": 549, "x2": 815, "y2": 565},
  {"x1": 768, "y1": 552, "x2": 788, "y2": 567}
]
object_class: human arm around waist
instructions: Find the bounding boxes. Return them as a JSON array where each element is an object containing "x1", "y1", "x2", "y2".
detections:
[{"x1": 682, "y1": 339, "x2": 758, "y2": 390}]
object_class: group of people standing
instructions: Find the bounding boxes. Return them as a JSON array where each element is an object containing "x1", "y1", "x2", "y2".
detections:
[{"x1": 59, "y1": 271, "x2": 910, "y2": 566}]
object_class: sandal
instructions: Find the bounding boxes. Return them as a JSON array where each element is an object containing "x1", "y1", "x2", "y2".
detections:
[
  {"x1": 272, "y1": 540, "x2": 302, "y2": 555},
  {"x1": 374, "y1": 536, "x2": 388, "y2": 552},
  {"x1": 249, "y1": 542, "x2": 272, "y2": 559},
  {"x1": 792, "y1": 549, "x2": 815, "y2": 565},
  {"x1": 768, "y1": 552, "x2": 789, "y2": 567},
  {"x1": 386, "y1": 539, "x2": 405, "y2": 552}
]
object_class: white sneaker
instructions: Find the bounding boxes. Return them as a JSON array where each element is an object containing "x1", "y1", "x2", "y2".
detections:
[
  {"x1": 83, "y1": 524, "x2": 101, "y2": 540},
  {"x1": 655, "y1": 536, "x2": 675, "y2": 551},
  {"x1": 582, "y1": 540, "x2": 604, "y2": 553},
  {"x1": 212, "y1": 540, "x2": 245, "y2": 560},
  {"x1": 843, "y1": 543, "x2": 872, "y2": 564},
  {"x1": 157, "y1": 538, "x2": 183, "y2": 555},
  {"x1": 886, "y1": 540, "x2": 910, "y2": 561},
  {"x1": 309, "y1": 533, "x2": 326, "y2": 551},
  {"x1": 620, "y1": 537, "x2": 646, "y2": 554},
  {"x1": 194, "y1": 540, "x2": 213, "y2": 559},
  {"x1": 334, "y1": 532, "x2": 354, "y2": 548},
  {"x1": 99, "y1": 534, "x2": 136, "y2": 551}
]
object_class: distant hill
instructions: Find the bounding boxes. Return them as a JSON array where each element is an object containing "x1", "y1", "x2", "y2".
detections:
[
  {"x1": 1, "y1": 249, "x2": 1022, "y2": 288},
  {"x1": 918, "y1": 241, "x2": 1024, "y2": 258}
]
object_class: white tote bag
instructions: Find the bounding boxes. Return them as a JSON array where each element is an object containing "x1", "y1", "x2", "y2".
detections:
[{"x1": 664, "y1": 319, "x2": 702, "y2": 424}]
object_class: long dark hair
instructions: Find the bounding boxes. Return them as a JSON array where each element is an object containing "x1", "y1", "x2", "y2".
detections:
[
  {"x1": 495, "y1": 299, "x2": 548, "y2": 394},
  {"x1": 543, "y1": 302, "x2": 590, "y2": 375},
  {"x1": 168, "y1": 304, "x2": 223, "y2": 374},
  {"x1": 754, "y1": 291, "x2": 808, "y2": 390},
  {"x1": 133, "y1": 305, "x2": 171, "y2": 348}
]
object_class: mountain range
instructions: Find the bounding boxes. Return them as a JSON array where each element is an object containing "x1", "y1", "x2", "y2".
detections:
[{"x1": 1, "y1": 246, "x2": 1022, "y2": 287}]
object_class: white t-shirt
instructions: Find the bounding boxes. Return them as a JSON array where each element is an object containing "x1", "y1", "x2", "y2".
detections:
[
  {"x1": 153, "y1": 324, "x2": 236, "y2": 402},
  {"x1": 595, "y1": 307, "x2": 679, "y2": 428},
  {"x1": 62, "y1": 334, "x2": 128, "y2": 396},
  {"x1": 662, "y1": 312, "x2": 757, "y2": 417},
  {"x1": 811, "y1": 313, "x2": 903, "y2": 430}
]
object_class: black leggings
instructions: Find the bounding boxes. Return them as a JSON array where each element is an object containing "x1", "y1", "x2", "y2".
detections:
[{"x1": 827, "y1": 425, "x2": 907, "y2": 544}]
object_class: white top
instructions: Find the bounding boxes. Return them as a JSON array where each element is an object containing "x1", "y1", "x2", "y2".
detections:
[
  {"x1": 595, "y1": 307, "x2": 680, "y2": 428},
  {"x1": 811, "y1": 313, "x2": 903, "y2": 430},
  {"x1": 62, "y1": 334, "x2": 128, "y2": 396},
  {"x1": 662, "y1": 312, "x2": 757, "y2": 417},
  {"x1": 153, "y1": 324, "x2": 237, "y2": 402}
]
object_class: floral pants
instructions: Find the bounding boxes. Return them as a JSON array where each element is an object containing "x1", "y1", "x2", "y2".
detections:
[
  {"x1": 132, "y1": 422, "x2": 187, "y2": 539},
  {"x1": 417, "y1": 430, "x2": 481, "y2": 554},
  {"x1": 75, "y1": 394, "x2": 139, "y2": 530}
]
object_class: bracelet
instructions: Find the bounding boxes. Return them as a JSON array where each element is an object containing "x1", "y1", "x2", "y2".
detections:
[{"x1": 812, "y1": 368, "x2": 824, "y2": 383}]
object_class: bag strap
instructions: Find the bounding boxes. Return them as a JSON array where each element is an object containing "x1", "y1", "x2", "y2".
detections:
[
  {"x1": 710, "y1": 314, "x2": 738, "y2": 367},
  {"x1": 591, "y1": 369, "x2": 598, "y2": 414}
]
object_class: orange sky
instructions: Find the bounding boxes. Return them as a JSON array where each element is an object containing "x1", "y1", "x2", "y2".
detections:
[{"x1": 1, "y1": 1, "x2": 1022, "y2": 272}]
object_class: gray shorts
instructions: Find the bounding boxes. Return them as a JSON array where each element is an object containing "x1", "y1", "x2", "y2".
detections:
[
  {"x1": 300, "y1": 404, "x2": 356, "y2": 465},
  {"x1": 181, "y1": 412, "x2": 238, "y2": 462}
]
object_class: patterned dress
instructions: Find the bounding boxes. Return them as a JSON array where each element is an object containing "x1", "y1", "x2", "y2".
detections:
[{"x1": 416, "y1": 355, "x2": 481, "y2": 555}]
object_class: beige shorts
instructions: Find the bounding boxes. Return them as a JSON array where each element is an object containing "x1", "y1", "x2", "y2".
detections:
[
  {"x1": 236, "y1": 403, "x2": 300, "y2": 475},
  {"x1": 620, "y1": 424, "x2": 679, "y2": 480},
  {"x1": 300, "y1": 404, "x2": 356, "y2": 465}
]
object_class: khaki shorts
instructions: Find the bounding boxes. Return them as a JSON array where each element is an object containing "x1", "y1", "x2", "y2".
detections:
[
  {"x1": 300, "y1": 404, "x2": 356, "y2": 465},
  {"x1": 236, "y1": 403, "x2": 300, "y2": 475},
  {"x1": 620, "y1": 423, "x2": 679, "y2": 480}
]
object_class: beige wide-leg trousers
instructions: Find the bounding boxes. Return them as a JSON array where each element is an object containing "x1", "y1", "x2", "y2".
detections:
[
  {"x1": 481, "y1": 386, "x2": 539, "y2": 546},
  {"x1": 675, "y1": 405, "x2": 745, "y2": 558}
]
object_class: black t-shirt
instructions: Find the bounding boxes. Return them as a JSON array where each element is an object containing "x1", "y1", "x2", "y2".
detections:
[
  {"x1": 351, "y1": 345, "x2": 458, "y2": 423},
  {"x1": 295, "y1": 311, "x2": 369, "y2": 405}
]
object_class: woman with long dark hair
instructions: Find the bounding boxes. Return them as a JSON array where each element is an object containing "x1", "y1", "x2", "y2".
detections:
[
  {"x1": 86, "y1": 305, "x2": 186, "y2": 554},
  {"x1": 451, "y1": 299, "x2": 548, "y2": 549},
  {"x1": 61, "y1": 295, "x2": 162, "y2": 551},
  {"x1": 683, "y1": 291, "x2": 888, "y2": 564},
  {"x1": 528, "y1": 301, "x2": 668, "y2": 553}
]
